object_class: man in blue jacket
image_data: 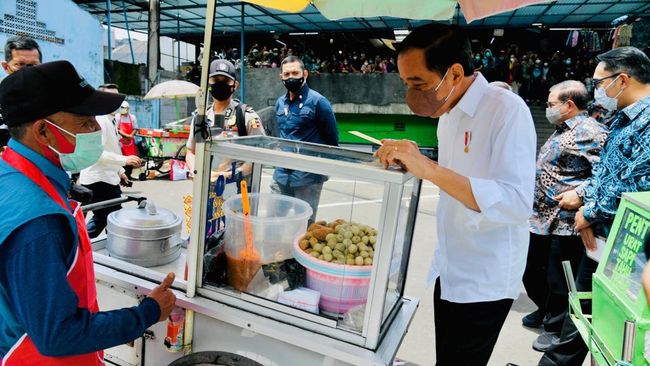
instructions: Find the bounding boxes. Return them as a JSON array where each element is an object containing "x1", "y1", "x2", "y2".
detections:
[
  {"x1": 273, "y1": 56, "x2": 338, "y2": 223},
  {"x1": 0, "y1": 60, "x2": 175, "y2": 364}
]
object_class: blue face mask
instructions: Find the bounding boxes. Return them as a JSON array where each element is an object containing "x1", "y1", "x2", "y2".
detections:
[{"x1": 46, "y1": 120, "x2": 103, "y2": 173}]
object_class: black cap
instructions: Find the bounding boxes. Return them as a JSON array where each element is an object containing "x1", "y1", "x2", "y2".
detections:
[
  {"x1": 208, "y1": 59, "x2": 237, "y2": 81},
  {"x1": 0, "y1": 60, "x2": 125, "y2": 127}
]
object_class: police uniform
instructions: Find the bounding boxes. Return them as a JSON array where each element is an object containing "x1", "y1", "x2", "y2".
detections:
[{"x1": 186, "y1": 99, "x2": 265, "y2": 149}]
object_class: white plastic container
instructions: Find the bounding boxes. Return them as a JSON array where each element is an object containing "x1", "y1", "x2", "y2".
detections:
[{"x1": 223, "y1": 193, "x2": 313, "y2": 265}]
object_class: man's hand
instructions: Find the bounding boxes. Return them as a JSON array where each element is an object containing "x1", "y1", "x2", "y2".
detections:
[
  {"x1": 575, "y1": 206, "x2": 596, "y2": 251},
  {"x1": 119, "y1": 173, "x2": 132, "y2": 187},
  {"x1": 148, "y1": 272, "x2": 176, "y2": 321},
  {"x1": 373, "y1": 139, "x2": 437, "y2": 180},
  {"x1": 575, "y1": 206, "x2": 591, "y2": 232},
  {"x1": 579, "y1": 226, "x2": 597, "y2": 251},
  {"x1": 210, "y1": 170, "x2": 232, "y2": 182},
  {"x1": 126, "y1": 155, "x2": 143, "y2": 167},
  {"x1": 554, "y1": 190, "x2": 582, "y2": 210}
]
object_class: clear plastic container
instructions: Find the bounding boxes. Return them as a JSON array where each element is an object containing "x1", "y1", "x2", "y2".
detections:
[{"x1": 223, "y1": 193, "x2": 313, "y2": 266}]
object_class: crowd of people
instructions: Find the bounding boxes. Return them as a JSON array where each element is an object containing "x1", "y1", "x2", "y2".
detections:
[
  {"x1": 202, "y1": 44, "x2": 398, "y2": 74},
  {"x1": 473, "y1": 46, "x2": 600, "y2": 104},
  {"x1": 188, "y1": 41, "x2": 603, "y2": 109}
]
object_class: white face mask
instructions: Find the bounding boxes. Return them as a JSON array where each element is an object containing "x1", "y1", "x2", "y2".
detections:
[
  {"x1": 545, "y1": 102, "x2": 568, "y2": 125},
  {"x1": 594, "y1": 75, "x2": 624, "y2": 112}
]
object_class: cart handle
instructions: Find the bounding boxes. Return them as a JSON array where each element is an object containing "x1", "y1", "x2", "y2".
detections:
[{"x1": 81, "y1": 195, "x2": 146, "y2": 213}]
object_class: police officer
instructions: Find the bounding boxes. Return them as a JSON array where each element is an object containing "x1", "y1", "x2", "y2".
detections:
[
  {"x1": 272, "y1": 56, "x2": 338, "y2": 223},
  {"x1": 186, "y1": 59, "x2": 265, "y2": 176}
]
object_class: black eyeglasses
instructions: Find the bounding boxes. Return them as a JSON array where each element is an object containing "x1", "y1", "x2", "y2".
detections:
[
  {"x1": 546, "y1": 100, "x2": 567, "y2": 108},
  {"x1": 591, "y1": 73, "x2": 622, "y2": 90}
]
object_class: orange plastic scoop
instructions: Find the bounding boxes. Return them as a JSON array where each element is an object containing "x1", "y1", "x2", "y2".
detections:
[
  {"x1": 240, "y1": 180, "x2": 256, "y2": 255},
  {"x1": 227, "y1": 180, "x2": 261, "y2": 291}
]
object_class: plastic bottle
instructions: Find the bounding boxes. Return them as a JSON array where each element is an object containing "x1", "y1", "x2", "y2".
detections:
[{"x1": 164, "y1": 307, "x2": 185, "y2": 352}]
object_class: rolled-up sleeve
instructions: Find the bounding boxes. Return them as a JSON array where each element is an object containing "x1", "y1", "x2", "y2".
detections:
[{"x1": 464, "y1": 103, "x2": 537, "y2": 228}]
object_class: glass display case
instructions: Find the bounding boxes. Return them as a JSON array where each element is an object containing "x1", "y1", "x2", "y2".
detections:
[{"x1": 187, "y1": 136, "x2": 421, "y2": 350}]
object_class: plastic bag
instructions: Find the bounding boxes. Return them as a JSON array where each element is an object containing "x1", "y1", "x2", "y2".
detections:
[
  {"x1": 170, "y1": 159, "x2": 188, "y2": 181},
  {"x1": 203, "y1": 231, "x2": 227, "y2": 286}
]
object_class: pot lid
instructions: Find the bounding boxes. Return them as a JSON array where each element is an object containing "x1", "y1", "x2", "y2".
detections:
[{"x1": 110, "y1": 200, "x2": 181, "y2": 229}]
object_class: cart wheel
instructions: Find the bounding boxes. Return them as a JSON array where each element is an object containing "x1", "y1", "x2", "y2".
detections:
[{"x1": 167, "y1": 351, "x2": 264, "y2": 366}]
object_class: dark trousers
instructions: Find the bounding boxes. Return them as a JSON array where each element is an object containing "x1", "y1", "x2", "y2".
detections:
[
  {"x1": 523, "y1": 233, "x2": 550, "y2": 315},
  {"x1": 523, "y1": 233, "x2": 585, "y2": 333},
  {"x1": 83, "y1": 182, "x2": 122, "y2": 238},
  {"x1": 124, "y1": 165, "x2": 134, "y2": 178},
  {"x1": 539, "y1": 256, "x2": 598, "y2": 366},
  {"x1": 434, "y1": 280, "x2": 513, "y2": 366}
]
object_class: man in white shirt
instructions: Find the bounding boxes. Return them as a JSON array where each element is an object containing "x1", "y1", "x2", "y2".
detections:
[
  {"x1": 79, "y1": 84, "x2": 142, "y2": 238},
  {"x1": 375, "y1": 23, "x2": 536, "y2": 366}
]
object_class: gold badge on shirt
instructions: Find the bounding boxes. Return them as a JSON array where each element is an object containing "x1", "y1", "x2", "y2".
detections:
[{"x1": 464, "y1": 131, "x2": 472, "y2": 153}]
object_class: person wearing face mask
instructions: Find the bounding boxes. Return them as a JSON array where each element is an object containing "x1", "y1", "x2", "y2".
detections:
[
  {"x1": 1, "y1": 36, "x2": 42, "y2": 149},
  {"x1": 538, "y1": 46, "x2": 650, "y2": 366},
  {"x1": 374, "y1": 23, "x2": 536, "y2": 366},
  {"x1": 272, "y1": 56, "x2": 338, "y2": 224},
  {"x1": 185, "y1": 59, "x2": 265, "y2": 176},
  {"x1": 0, "y1": 60, "x2": 176, "y2": 365},
  {"x1": 116, "y1": 101, "x2": 138, "y2": 180},
  {"x1": 79, "y1": 83, "x2": 143, "y2": 239},
  {"x1": 522, "y1": 80, "x2": 608, "y2": 353}
]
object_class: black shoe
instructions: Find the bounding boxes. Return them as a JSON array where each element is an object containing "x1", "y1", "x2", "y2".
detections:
[
  {"x1": 522, "y1": 309, "x2": 545, "y2": 328},
  {"x1": 532, "y1": 331, "x2": 559, "y2": 352}
]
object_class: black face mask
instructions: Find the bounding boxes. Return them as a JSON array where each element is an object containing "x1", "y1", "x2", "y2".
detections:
[
  {"x1": 209, "y1": 82, "x2": 234, "y2": 101},
  {"x1": 283, "y1": 77, "x2": 304, "y2": 93}
]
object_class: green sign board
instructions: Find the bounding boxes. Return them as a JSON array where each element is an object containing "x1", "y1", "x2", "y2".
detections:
[{"x1": 603, "y1": 206, "x2": 650, "y2": 302}]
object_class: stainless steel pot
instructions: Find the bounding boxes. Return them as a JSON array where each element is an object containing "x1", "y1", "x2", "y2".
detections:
[{"x1": 106, "y1": 200, "x2": 182, "y2": 267}]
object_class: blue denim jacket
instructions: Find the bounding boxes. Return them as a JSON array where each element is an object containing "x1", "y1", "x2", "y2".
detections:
[{"x1": 273, "y1": 84, "x2": 338, "y2": 187}]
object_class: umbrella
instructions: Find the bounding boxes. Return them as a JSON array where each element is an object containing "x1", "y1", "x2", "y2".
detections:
[
  {"x1": 144, "y1": 80, "x2": 200, "y2": 123},
  {"x1": 144, "y1": 80, "x2": 200, "y2": 100},
  {"x1": 242, "y1": 0, "x2": 551, "y2": 23}
]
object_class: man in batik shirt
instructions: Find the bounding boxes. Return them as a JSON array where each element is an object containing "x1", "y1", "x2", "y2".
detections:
[
  {"x1": 539, "y1": 46, "x2": 650, "y2": 366},
  {"x1": 524, "y1": 80, "x2": 608, "y2": 352}
]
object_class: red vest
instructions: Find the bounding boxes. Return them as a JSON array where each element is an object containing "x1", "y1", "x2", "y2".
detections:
[{"x1": 1, "y1": 148, "x2": 104, "y2": 366}]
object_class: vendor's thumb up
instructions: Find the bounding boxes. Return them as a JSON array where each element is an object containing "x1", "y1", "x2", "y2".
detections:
[{"x1": 148, "y1": 272, "x2": 176, "y2": 321}]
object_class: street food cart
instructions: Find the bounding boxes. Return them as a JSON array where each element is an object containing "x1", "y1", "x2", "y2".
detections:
[
  {"x1": 93, "y1": 134, "x2": 422, "y2": 365},
  {"x1": 569, "y1": 192, "x2": 650, "y2": 366}
]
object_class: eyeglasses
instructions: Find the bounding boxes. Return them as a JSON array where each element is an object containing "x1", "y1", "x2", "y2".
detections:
[
  {"x1": 546, "y1": 100, "x2": 567, "y2": 108},
  {"x1": 591, "y1": 73, "x2": 622, "y2": 90}
]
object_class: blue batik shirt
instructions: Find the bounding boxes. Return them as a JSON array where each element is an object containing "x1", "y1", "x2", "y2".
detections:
[
  {"x1": 582, "y1": 95, "x2": 650, "y2": 235},
  {"x1": 530, "y1": 113, "x2": 608, "y2": 236}
]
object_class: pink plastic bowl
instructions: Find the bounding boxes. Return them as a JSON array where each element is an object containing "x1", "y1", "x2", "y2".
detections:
[{"x1": 293, "y1": 237, "x2": 372, "y2": 314}]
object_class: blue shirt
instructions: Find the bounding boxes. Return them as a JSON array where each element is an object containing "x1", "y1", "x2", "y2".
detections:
[
  {"x1": 273, "y1": 84, "x2": 338, "y2": 187},
  {"x1": 582, "y1": 95, "x2": 650, "y2": 234},
  {"x1": 0, "y1": 139, "x2": 160, "y2": 358},
  {"x1": 530, "y1": 114, "x2": 608, "y2": 236}
]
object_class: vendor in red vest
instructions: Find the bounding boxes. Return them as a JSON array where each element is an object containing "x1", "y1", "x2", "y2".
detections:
[
  {"x1": 0, "y1": 60, "x2": 176, "y2": 365},
  {"x1": 116, "y1": 101, "x2": 138, "y2": 179}
]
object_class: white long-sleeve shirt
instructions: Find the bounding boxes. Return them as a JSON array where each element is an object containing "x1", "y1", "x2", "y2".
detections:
[
  {"x1": 79, "y1": 114, "x2": 127, "y2": 186},
  {"x1": 427, "y1": 73, "x2": 537, "y2": 303}
]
